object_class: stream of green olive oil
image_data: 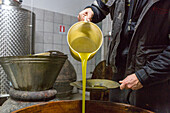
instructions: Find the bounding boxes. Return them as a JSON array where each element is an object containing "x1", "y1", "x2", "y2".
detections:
[{"x1": 71, "y1": 37, "x2": 97, "y2": 113}]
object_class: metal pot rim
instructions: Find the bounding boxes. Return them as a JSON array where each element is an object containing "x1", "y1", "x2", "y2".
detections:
[{"x1": 0, "y1": 55, "x2": 68, "y2": 63}]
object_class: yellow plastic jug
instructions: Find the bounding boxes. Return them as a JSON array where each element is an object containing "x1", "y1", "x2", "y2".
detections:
[{"x1": 67, "y1": 21, "x2": 103, "y2": 61}]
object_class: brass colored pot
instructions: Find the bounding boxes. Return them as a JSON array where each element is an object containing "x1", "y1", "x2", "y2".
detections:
[
  {"x1": 70, "y1": 79, "x2": 120, "y2": 91},
  {"x1": 0, "y1": 55, "x2": 67, "y2": 91}
]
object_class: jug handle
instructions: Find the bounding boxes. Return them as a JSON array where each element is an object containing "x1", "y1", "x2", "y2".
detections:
[{"x1": 84, "y1": 16, "x2": 89, "y2": 22}]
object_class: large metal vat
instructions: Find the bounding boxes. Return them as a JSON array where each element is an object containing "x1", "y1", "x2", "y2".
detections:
[
  {"x1": 0, "y1": 52, "x2": 68, "y2": 113},
  {"x1": 12, "y1": 100, "x2": 154, "y2": 113},
  {"x1": 0, "y1": 0, "x2": 35, "y2": 94},
  {"x1": 0, "y1": 55, "x2": 68, "y2": 91}
]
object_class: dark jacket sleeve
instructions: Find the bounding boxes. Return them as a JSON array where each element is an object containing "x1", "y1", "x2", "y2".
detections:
[
  {"x1": 85, "y1": 0, "x2": 110, "y2": 23},
  {"x1": 135, "y1": 45, "x2": 170, "y2": 87}
]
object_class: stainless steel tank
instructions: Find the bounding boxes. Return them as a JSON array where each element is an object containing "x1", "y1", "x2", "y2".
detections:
[{"x1": 0, "y1": 0, "x2": 35, "y2": 95}]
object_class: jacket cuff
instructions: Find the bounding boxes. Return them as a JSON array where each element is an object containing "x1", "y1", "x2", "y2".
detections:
[{"x1": 135, "y1": 69, "x2": 151, "y2": 87}]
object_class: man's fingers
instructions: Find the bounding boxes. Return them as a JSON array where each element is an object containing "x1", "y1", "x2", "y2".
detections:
[
  {"x1": 86, "y1": 14, "x2": 93, "y2": 22},
  {"x1": 119, "y1": 80, "x2": 123, "y2": 83},
  {"x1": 78, "y1": 14, "x2": 88, "y2": 21},
  {"x1": 119, "y1": 80, "x2": 132, "y2": 90},
  {"x1": 77, "y1": 10, "x2": 85, "y2": 21},
  {"x1": 119, "y1": 80, "x2": 127, "y2": 90},
  {"x1": 120, "y1": 82, "x2": 126, "y2": 90},
  {"x1": 77, "y1": 8, "x2": 94, "y2": 22},
  {"x1": 77, "y1": 15, "x2": 80, "y2": 21}
]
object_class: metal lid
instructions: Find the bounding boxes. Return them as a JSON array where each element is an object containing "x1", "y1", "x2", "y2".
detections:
[{"x1": 33, "y1": 50, "x2": 68, "y2": 58}]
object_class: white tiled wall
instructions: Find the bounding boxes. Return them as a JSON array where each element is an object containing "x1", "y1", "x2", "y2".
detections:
[{"x1": 23, "y1": 5, "x2": 97, "y2": 81}]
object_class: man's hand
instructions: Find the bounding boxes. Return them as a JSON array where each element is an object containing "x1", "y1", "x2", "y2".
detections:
[
  {"x1": 119, "y1": 73, "x2": 143, "y2": 90},
  {"x1": 78, "y1": 8, "x2": 94, "y2": 22}
]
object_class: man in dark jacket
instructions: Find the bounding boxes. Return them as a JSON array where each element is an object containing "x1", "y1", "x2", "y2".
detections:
[{"x1": 78, "y1": 0, "x2": 170, "y2": 113}]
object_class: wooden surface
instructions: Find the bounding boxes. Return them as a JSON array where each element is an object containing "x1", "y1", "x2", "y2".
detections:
[{"x1": 12, "y1": 100, "x2": 154, "y2": 113}]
